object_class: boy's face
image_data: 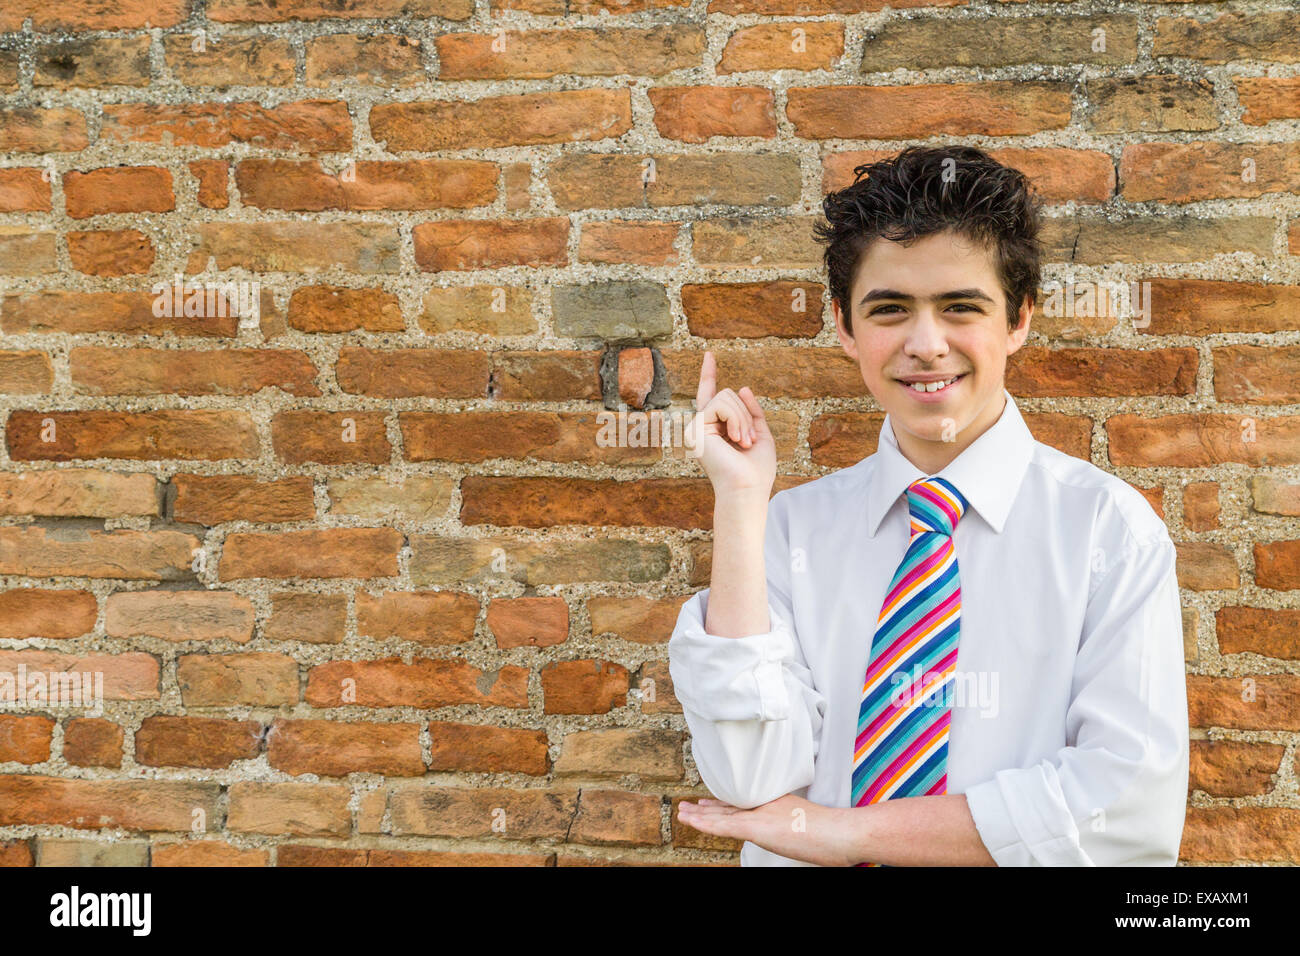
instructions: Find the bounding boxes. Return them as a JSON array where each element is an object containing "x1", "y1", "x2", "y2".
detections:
[{"x1": 833, "y1": 228, "x2": 1031, "y2": 471}]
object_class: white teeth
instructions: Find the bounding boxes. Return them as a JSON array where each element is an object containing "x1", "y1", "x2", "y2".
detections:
[{"x1": 907, "y1": 376, "x2": 959, "y2": 392}]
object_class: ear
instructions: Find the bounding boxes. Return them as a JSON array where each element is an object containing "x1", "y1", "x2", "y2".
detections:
[
  {"x1": 834, "y1": 298, "x2": 859, "y2": 360},
  {"x1": 1007, "y1": 295, "x2": 1032, "y2": 356}
]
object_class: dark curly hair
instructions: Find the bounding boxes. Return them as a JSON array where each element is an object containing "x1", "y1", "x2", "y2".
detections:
[{"x1": 813, "y1": 145, "x2": 1043, "y2": 335}]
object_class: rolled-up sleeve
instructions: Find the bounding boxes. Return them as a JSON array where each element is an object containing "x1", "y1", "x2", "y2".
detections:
[
  {"x1": 964, "y1": 534, "x2": 1189, "y2": 866},
  {"x1": 668, "y1": 493, "x2": 828, "y2": 809}
]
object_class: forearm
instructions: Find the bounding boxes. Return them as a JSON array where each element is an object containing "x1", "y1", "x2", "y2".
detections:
[
  {"x1": 843, "y1": 794, "x2": 997, "y2": 866},
  {"x1": 704, "y1": 492, "x2": 771, "y2": 638}
]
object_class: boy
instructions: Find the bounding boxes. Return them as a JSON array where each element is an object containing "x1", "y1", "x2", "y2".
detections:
[{"x1": 668, "y1": 145, "x2": 1189, "y2": 866}]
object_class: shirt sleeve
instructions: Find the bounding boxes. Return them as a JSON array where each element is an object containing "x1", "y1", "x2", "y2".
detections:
[
  {"x1": 668, "y1": 492, "x2": 829, "y2": 809},
  {"x1": 963, "y1": 533, "x2": 1189, "y2": 866}
]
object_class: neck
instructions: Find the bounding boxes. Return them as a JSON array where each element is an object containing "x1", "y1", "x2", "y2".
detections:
[{"x1": 894, "y1": 390, "x2": 1007, "y2": 475}]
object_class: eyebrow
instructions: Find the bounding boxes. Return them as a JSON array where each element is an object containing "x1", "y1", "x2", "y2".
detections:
[{"x1": 858, "y1": 288, "x2": 997, "y2": 308}]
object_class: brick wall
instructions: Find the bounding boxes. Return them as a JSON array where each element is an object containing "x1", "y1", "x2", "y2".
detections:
[{"x1": 0, "y1": 0, "x2": 1297, "y2": 867}]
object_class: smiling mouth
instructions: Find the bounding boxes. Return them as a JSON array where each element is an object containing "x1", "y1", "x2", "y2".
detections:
[{"x1": 897, "y1": 373, "x2": 968, "y2": 394}]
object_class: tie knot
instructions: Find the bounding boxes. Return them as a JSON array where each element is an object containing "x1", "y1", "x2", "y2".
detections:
[{"x1": 906, "y1": 476, "x2": 968, "y2": 537}]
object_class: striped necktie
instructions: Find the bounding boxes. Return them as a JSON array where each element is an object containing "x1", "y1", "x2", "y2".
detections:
[{"x1": 851, "y1": 475, "x2": 968, "y2": 867}]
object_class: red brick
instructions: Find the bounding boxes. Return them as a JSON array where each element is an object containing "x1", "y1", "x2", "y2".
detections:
[
  {"x1": 63, "y1": 166, "x2": 174, "y2": 219},
  {"x1": 267, "y1": 718, "x2": 424, "y2": 777},
  {"x1": 135, "y1": 715, "x2": 262, "y2": 768},
  {"x1": 0, "y1": 168, "x2": 51, "y2": 212},
  {"x1": 101, "y1": 101, "x2": 352, "y2": 152},
  {"x1": 67, "y1": 230, "x2": 155, "y2": 276}
]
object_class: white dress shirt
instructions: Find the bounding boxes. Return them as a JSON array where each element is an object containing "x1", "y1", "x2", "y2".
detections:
[{"x1": 669, "y1": 389, "x2": 1189, "y2": 866}]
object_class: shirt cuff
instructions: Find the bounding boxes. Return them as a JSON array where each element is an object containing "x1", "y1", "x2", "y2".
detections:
[
  {"x1": 963, "y1": 765, "x2": 1094, "y2": 867},
  {"x1": 667, "y1": 589, "x2": 796, "y2": 722}
]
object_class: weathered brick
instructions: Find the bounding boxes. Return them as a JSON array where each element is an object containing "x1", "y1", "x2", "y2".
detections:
[
  {"x1": 1084, "y1": 75, "x2": 1218, "y2": 132},
  {"x1": 305, "y1": 658, "x2": 529, "y2": 709},
  {"x1": 0, "y1": 588, "x2": 97, "y2": 638},
  {"x1": 104, "y1": 589, "x2": 254, "y2": 644},
  {"x1": 0, "y1": 108, "x2": 88, "y2": 152},
  {"x1": 587, "y1": 596, "x2": 689, "y2": 645},
  {"x1": 1108, "y1": 414, "x2": 1300, "y2": 467},
  {"x1": 0, "y1": 168, "x2": 52, "y2": 212},
  {"x1": 1235, "y1": 77, "x2": 1300, "y2": 125},
  {"x1": 67, "y1": 229, "x2": 155, "y2": 276},
  {"x1": 0, "y1": 528, "x2": 197, "y2": 581},
  {"x1": 0, "y1": 775, "x2": 218, "y2": 831},
  {"x1": 427, "y1": 721, "x2": 551, "y2": 775},
  {"x1": 413, "y1": 218, "x2": 569, "y2": 271},
  {"x1": 549, "y1": 152, "x2": 797, "y2": 208},
  {"x1": 0, "y1": 469, "x2": 157, "y2": 521},
  {"x1": 1154, "y1": 11, "x2": 1299, "y2": 64},
  {"x1": 1005, "y1": 346, "x2": 1197, "y2": 396},
  {"x1": 569, "y1": 790, "x2": 662, "y2": 846},
  {"x1": 187, "y1": 222, "x2": 400, "y2": 273},
  {"x1": 388, "y1": 786, "x2": 575, "y2": 839},
  {"x1": 6, "y1": 410, "x2": 258, "y2": 462},
  {"x1": 135, "y1": 715, "x2": 262, "y2": 768},
  {"x1": 787, "y1": 82, "x2": 1071, "y2": 139},
  {"x1": 306, "y1": 34, "x2": 425, "y2": 86},
  {"x1": 438, "y1": 25, "x2": 704, "y2": 79},
  {"x1": 541, "y1": 659, "x2": 629, "y2": 714},
  {"x1": 409, "y1": 535, "x2": 670, "y2": 587},
  {"x1": 0, "y1": 229, "x2": 57, "y2": 274},
  {"x1": 218, "y1": 528, "x2": 402, "y2": 581},
  {"x1": 719, "y1": 21, "x2": 843, "y2": 74},
  {"x1": 1120, "y1": 141, "x2": 1300, "y2": 202},
  {"x1": 172, "y1": 474, "x2": 314, "y2": 525},
  {"x1": 860, "y1": 15, "x2": 1136, "y2": 70},
  {"x1": 236, "y1": 158, "x2": 497, "y2": 211},
  {"x1": 63, "y1": 166, "x2": 175, "y2": 219},
  {"x1": 461, "y1": 476, "x2": 714, "y2": 530},
  {"x1": 1, "y1": 0, "x2": 187, "y2": 31},
  {"x1": 1217, "y1": 605, "x2": 1300, "y2": 660},
  {"x1": 0, "y1": 715, "x2": 54, "y2": 764},
  {"x1": 176, "y1": 652, "x2": 298, "y2": 707},
  {"x1": 267, "y1": 719, "x2": 424, "y2": 777},
  {"x1": 487, "y1": 596, "x2": 570, "y2": 648},
  {"x1": 1252, "y1": 476, "x2": 1300, "y2": 516},
  {"x1": 355, "y1": 590, "x2": 479, "y2": 645},
  {"x1": 1142, "y1": 279, "x2": 1300, "y2": 335},
  {"x1": 265, "y1": 592, "x2": 348, "y2": 644},
  {"x1": 70, "y1": 346, "x2": 319, "y2": 397},
  {"x1": 1188, "y1": 675, "x2": 1300, "y2": 731},
  {"x1": 336, "y1": 349, "x2": 491, "y2": 397},
  {"x1": 102, "y1": 100, "x2": 352, "y2": 152},
  {"x1": 1183, "y1": 482, "x2": 1220, "y2": 531},
  {"x1": 553, "y1": 728, "x2": 684, "y2": 780},
  {"x1": 1255, "y1": 540, "x2": 1300, "y2": 590},
  {"x1": 152, "y1": 841, "x2": 268, "y2": 866},
  {"x1": 163, "y1": 34, "x2": 295, "y2": 87},
  {"x1": 208, "y1": 0, "x2": 473, "y2": 22},
  {"x1": 62, "y1": 718, "x2": 123, "y2": 768},
  {"x1": 649, "y1": 87, "x2": 777, "y2": 142},
  {"x1": 371, "y1": 90, "x2": 632, "y2": 150},
  {"x1": 35, "y1": 36, "x2": 151, "y2": 88},
  {"x1": 227, "y1": 782, "x2": 351, "y2": 837},
  {"x1": 1181, "y1": 807, "x2": 1300, "y2": 863},
  {"x1": 1040, "y1": 216, "x2": 1273, "y2": 264}
]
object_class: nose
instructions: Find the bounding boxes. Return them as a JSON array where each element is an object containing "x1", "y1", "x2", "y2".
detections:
[{"x1": 902, "y1": 307, "x2": 949, "y2": 363}]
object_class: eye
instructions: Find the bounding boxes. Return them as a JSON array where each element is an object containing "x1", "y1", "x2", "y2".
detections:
[
  {"x1": 869, "y1": 304, "x2": 905, "y2": 315},
  {"x1": 947, "y1": 302, "x2": 981, "y2": 312}
]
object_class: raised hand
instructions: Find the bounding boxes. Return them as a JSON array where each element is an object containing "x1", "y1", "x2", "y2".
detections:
[{"x1": 685, "y1": 350, "x2": 777, "y2": 496}]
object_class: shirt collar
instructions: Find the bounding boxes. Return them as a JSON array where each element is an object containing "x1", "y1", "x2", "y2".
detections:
[{"x1": 863, "y1": 388, "x2": 1034, "y2": 537}]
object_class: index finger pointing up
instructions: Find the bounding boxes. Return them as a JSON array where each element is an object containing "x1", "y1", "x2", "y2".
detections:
[{"x1": 695, "y1": 349, "x2": 716, "y2": 410}]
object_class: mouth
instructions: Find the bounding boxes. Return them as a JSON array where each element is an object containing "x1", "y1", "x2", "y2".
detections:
[{"x1": 895, "y1": 372, "x2": 968, "y2": 396}]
